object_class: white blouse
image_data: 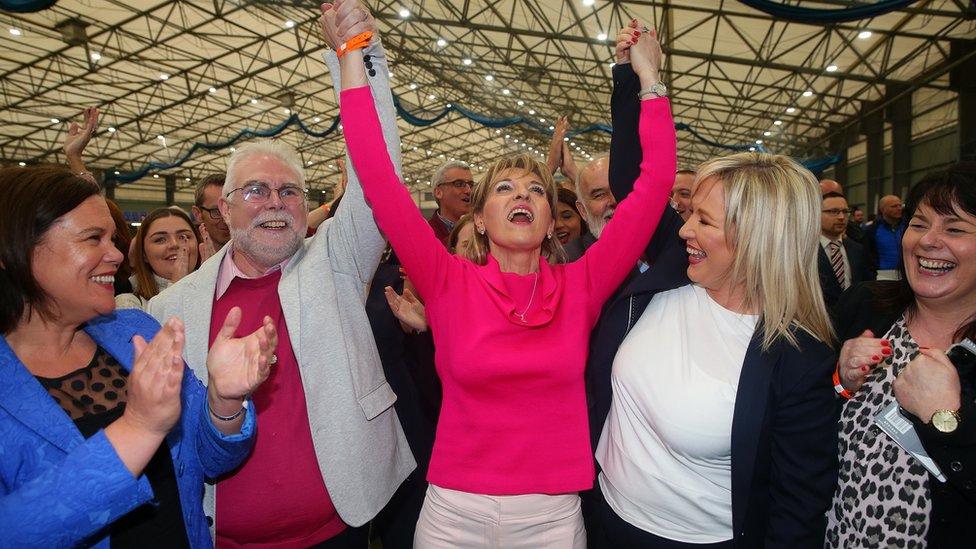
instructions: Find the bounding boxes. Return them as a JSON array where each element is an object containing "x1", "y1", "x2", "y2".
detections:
[{"x1": 596, "y1": 284, "x2": 757, "y2": 543}]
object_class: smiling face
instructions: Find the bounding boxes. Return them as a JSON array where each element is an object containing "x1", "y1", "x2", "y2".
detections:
[
  {"x1": 903, "y1": 201, "x2": 976, "y2": 308},
  {"x1": 31, "y1": 196, "x2": 123, "y2": 325},
  {"x1": 219, "y1": 153, "x2": 307, "y2": 275},
  {"x1": 555, "y1": 201, "x2": 583, "y2": 244},
  {"x1": 142, "y1": 214, "x2": 199, "y2": 280},
  {"x1": 475, "y1": 168, "x2": 555, "y2": 255},
  {"x1": 678, "y1": 177, "x2": 737, "y2": 293}
]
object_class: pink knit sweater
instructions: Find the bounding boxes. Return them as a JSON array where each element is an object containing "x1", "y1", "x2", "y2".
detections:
[{"x1": 341, "y1": 85, "x2": 676, "y2": 495}]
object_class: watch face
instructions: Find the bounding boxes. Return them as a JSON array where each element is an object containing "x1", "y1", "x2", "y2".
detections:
[{"x1": 933, "y1": 410, "x2": 959, "y2": 433}]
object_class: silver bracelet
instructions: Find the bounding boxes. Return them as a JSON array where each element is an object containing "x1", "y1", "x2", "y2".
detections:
[{"x1": 209, "y1": 401, "x2": 245, "y2": 422}]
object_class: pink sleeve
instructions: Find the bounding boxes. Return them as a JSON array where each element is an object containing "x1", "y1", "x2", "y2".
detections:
[
  {"x1": 577, "y1": 98, "x2": 677, "y2": 315},
  {"x1": 339, "y1": 86, "x2": 450, "y2": 300}
]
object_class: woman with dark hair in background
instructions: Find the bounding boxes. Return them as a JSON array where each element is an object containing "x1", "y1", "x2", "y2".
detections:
[
  {"x1": 556, "y1": 187, "x2": 588, "y2": 247},
  {"x1": 829, "y1": 162, "x2": 976, "y2": 548},
  {"x1": 116, "y1": 207, "x2": 201, "y2": 311}
]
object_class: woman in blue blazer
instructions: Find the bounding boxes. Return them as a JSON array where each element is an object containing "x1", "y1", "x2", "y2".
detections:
[
  {"x1": 587, "y1": 25, "x2": 839, "y2": 548},
  {"x1": 0, "y1": 166, "x2": 276, "y2": 547}
]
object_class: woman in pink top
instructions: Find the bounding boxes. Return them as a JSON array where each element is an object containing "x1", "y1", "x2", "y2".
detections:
[{"x1": 322, "y1": 2, "x2": 675, "y2": 546}]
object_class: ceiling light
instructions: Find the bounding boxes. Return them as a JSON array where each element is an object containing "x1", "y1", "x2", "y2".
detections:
[
  {"x1": 185, "y1": 177, "x2": 191, "y2": 182},
  {"x1": 548, "y1": 125, "x2": 554, "y2": 130},
  {"x1": 436, "y1": 38, "x2": 447, "y2": 47},
  {"x1": 529, "y1": 109, "x2": 536, "y2": 115},
  {"x1": 160, "y1": 73, "x2": 169, "y2": 81},
  {"x1": 230, "y1": 147, "x2": 236, "y2": 152},
  {"x1": 597, "y1": 32, "x2": 607, "y2": 41},
  {"x1": 495, "y1": 129, "x2": 500, "y2": 134},
  {"x1": 427, "y1": 94, "x2": 436, "y2": 100},
  {"x1": 50, "y1": 118, "x2": 60, "y2": 124},
  {"x1": 786, "y1": 107, "x2": 796, "y2": 114},
  {"x1": 539, "y1": 118, "x2": 546, "y2": 123},
  {"x1": 153, "y1": 174, "x2": 159, "y2": 179},
  {"x1": 485, "y1": 74, "x2": 494, "y2": 81},
  {"x1": 208, "y1": 86, "x2": 217, "y2": 94},
  {"x1": 755, "y1": 140, "x2": 763, "y2": 144},
  {"x1": 250, "y1": 98, "x2": 258, "y2": 104},
  {"x1": 513, "y1": 138, "x2": 519, "y2": 143},
  {"x1": 399, "y1": 8, "x2": 410, "y2": 18},
  {"x1": 107, "y1": 126, "x2": 116, "y2": 132},
  {"x1": 306, "y1": 160, "x2": 313, "y2": 165},
  {"x1": 90, "y1": 52, "x2": 101, "y2": 61},
  {"x1": 157, "y1": 134, "x2": 165, "y2": 140},
  {"x1": 763, "y1": 131, "x2": 772, "y2": 136},
  {"x1": 570, "y1": 142, "x2": 576, "y2": 147},
  {"x1": 502, "y1": 88, "x2": 510, "y2": 95},
  {"x1": 284, "y1": 20, "x2": 295, "y2": 29},
  {"x1": 583, "y1": 0, "x2": 595, "y2": 6},
  {"x1": 462, "y1": 58, "x2": 472, "y2": 66},
  {"x1": 504, "y1": 134, "x2": 510, "y2": 138},
  {"x1": 9, "y1": 28, "x2": 22, "y2": 36},
  {"x1": 749, "y1": 147, "x2": 756, "y2": 152},
  {"x1": 409, "y1": 83, "x2": 417, "y2": 90},
  {"x1": 773, "y1": 120, "x2": 782, "y2": 126},
  {"x1": 18, "y1": 161, "x2": 25, "y2": 166},
  {"x1": 802, "y1": 90, "x2": 814, "y2": 97},
  {"x1": 283, "y1": 108, "x2": 290, "y2": 114},
  {"x1": 447, "y1": 103, "x2": 453, "y2": 107},
  {"x1": 114, "y1": 170, "x2": 120, "y2": 175},
  {"x1": 517, "y1": 100, "x2": 524, "y2": 106},
  {"x1": 826, "y1": 64, "x2": 838, "y2": 73},
  {"x1": 858, "y1": 30, "x2": 872, "y2": 40},
  {"x1": 313, "y1": 116, "x2": 321, "y2": 123}
]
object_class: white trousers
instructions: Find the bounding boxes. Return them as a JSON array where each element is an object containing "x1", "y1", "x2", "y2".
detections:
[{"x1": 413, "y1": 484, "x2": 586, "y2": 548}]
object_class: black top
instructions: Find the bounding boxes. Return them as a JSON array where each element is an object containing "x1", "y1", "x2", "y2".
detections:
[{"x1": 35, "y1": 346, "x2": 190, "y2": 549}]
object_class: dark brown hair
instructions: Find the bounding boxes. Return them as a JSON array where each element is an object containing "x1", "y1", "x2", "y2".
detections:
[
  {"x1": 873, "y1": 162, "x2": 976, "y2": 342},
  {"x1": 130, "y1": 207, "x2": 201, "y2": 300},
  {"x1": 556, "y1": 187, "x2": 589, "y2": 239},
  {"x1": 0, "y1": 166, "x2": 100, "y2": 333},
  {"x1": 104, "y1": 199, "x2": 133, "y2": 283}
]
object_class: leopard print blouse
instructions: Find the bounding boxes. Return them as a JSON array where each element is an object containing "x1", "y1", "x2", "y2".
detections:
[{"x1": 826, "y1": 316, "x2": 931, "y2": 548}]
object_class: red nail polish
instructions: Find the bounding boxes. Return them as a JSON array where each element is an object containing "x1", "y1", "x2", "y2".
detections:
[
  {"x1": 881, "y1": 340, "x2": 891, "y2": 346},
  {"x1": 882, "y1": 348, "x2": 892, "y2": 356},
  {"x1": 872, "y1": 355, "x2": 880, "y2": 362},
  {"x1": 861, "y1": 366, "x2": 869, "y2": 372}
]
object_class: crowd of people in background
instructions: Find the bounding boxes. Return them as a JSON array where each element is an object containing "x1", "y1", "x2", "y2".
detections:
[{"x1": 1, "y1": 0, "x2": 974, "y2": 548}]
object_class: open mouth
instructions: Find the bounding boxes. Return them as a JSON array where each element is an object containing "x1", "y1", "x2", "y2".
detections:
[
  {"x1": 686, "y1": 245, "x2": 706, "y2": 263},
  {"x1": 917, "y1": 256, "x2": 956, "y2": 274},
  {"x1": 89, "y1": 274, "x2": 115, "y2": 285},
  {"x1": 507, "y1": 207, "x2": 535, "y2": 224},
  {"x1": 556, "y1": 230, "x2": 570, "y2": 242},
  {"x1": 258, "y1": 220, "x2": 288, "y2": 230}
]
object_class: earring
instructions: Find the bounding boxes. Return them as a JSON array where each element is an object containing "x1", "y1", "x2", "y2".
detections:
[
  {"x1": 546, "y1": 232, "x2": 552, "y2": 240},
  {"x1": 478, "y1": 226, "x2": 486, "y2": 235}
]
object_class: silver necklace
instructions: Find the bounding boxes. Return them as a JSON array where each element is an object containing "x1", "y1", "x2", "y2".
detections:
[{"x1": 515, "y1": 272, "x2": 540, "y2": 323}]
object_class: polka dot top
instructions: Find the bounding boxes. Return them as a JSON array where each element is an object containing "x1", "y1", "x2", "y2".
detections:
[{"x1": 35, "y1": 346, "x2": 128, "y2": 421}]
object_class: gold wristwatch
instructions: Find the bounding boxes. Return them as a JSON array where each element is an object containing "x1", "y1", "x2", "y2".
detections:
[{"x1": 931, "y1": 409, "x2": 961, "y2": 433}]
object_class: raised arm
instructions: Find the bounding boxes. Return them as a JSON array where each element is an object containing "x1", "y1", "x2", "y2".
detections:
[
  {"x1": 319, "y1": 2, "x2": 405, "y2": 286},
  {"x1": 325, "y1": 0, "x2": 452, "y2": 300},
  {"x1": 577, "y1": 26, "x2": 677, "y2": 311},
  {"x1": 61, "y1": 107, "x2": 99, "y2": 187}
]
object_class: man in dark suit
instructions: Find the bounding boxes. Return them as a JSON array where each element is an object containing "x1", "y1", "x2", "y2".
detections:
[{"x1": 818, "y1": 192, "x2": 875, "y2": 307}]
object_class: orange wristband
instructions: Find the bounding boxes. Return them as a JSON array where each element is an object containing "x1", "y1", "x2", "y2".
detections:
[
  {"x1": 833, "y1": 363, "x2": 853, "y2": 400},
  {"x1": 337, "y1": 31, "x2": 373, "y2": 57}
]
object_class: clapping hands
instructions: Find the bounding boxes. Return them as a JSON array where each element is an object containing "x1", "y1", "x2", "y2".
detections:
[{"x1": 206, "y1": 307, "x2": 277, "y2": 404}]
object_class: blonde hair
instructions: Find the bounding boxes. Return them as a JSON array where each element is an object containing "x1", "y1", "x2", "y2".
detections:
[
  {"x1": 461, "y1": 153, "x2": 567, "y2": 265},
  {"x1": 696, "y1": 152, "x2": 834, "y2": 351}
]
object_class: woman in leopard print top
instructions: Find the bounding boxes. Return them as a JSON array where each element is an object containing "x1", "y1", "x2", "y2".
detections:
[{"x1": 826, "y1": 163, "x2": 976, "y2": 548}]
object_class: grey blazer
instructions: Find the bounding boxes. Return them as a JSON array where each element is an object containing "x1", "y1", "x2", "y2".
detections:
[{"x1": 148, "y1": 39, "x2": 415, "y2": 533}]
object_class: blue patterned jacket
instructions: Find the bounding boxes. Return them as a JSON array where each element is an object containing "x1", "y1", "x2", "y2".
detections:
[{"x1": 0, "y1": 309, "x2": 256, "y2": 547}]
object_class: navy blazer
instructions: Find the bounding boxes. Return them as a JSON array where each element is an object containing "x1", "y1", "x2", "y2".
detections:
[
  {"x1": 817, "y1": 237, "x2": 875, "y2": 308},
  {"x1": 590, "y1": 63, "x2": 839, "y2": 548}
]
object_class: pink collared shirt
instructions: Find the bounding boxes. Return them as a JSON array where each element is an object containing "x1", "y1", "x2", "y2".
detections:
[{"x1": 214, "y1": 247, "x2": 292, "y2": 300}]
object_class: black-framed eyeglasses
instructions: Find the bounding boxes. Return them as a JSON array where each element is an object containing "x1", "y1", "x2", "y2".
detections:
[
  {"x1": 822, "y1": 208, "x2": 851, "y2": 217},
  {"x1": 198, "y1": 205, "x2": 222, "y2": 220},
  {"x1": 226, "y1": 181, "x2": 308, "y2": 205},
  {"x1": 438, "y1": 179, "x2": 475, "y2": 190}
]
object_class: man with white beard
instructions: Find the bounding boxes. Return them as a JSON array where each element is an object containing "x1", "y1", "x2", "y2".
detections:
[
  {"x1": 147, "y1": 26, "x2": 415, "y2": 545},
  {"x1": 564, "y1": 155, "x2": 617, "y2": 260}
]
